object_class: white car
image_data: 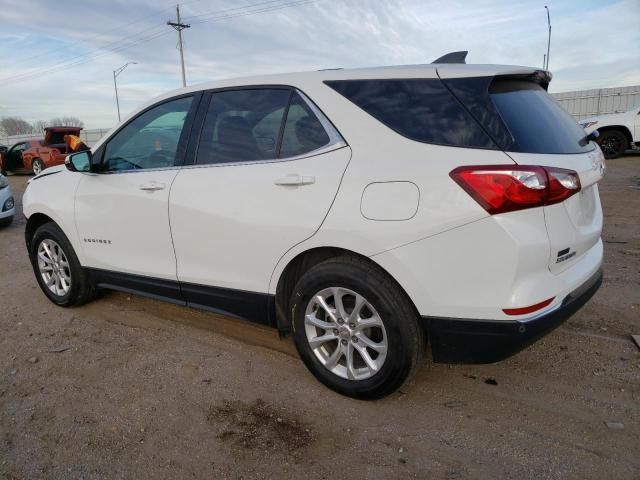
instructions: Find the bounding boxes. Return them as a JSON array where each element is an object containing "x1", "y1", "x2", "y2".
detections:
[
  {"x1": 0, "y1": 174, "x2": 16, "y2": 226},
  {"x1": 580, "y1": 105, "x2": 640, "y2": 159},
  {"x1": 22, "y1": 60, "x2": 605, "y2": 399}
]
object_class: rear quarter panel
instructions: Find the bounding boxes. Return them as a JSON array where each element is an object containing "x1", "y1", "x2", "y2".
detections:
[{"x1": 268, "y1": 78, "x2": 516, "y2": 294}]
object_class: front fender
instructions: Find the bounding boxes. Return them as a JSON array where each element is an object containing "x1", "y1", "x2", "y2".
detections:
[{"x1": 23, "y1": 169, "x2": 85, "y2": 264}]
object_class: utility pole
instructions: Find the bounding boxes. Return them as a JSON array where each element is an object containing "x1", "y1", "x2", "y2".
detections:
[
  {"x1": 544, "y1": 5, "x2": 551, "y2": 70},
  {"x1": 167, "y1": 4, "x2": 190, "y2": 87},
  {"x1": 543, "y1": 54, "x2": 546, "y2": 69}
]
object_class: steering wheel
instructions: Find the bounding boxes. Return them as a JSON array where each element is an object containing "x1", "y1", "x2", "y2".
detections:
[
  {"x1": 147, "y1": 149, "x2": 174, "y2": 167},
  {"x1": 106, "y1": 156, "x2": 142, "y2": 171}
]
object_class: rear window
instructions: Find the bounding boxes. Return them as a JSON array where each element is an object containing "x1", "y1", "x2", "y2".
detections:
[
  {"x1": 325, "y1": 79, "x2": 496, "y2": 149},
  {"x1": 488, "y1": 80, "x2": 593, "y2": 154}
]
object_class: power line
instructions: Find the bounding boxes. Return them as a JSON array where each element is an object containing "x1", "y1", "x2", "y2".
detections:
[
  {"x1": 189, "y1": 1, "x2": 315, "y2": 26},
  {"x1": 18, "y1": 5, "x2": 176, "y2": 65},
  {"x1": 181, "y1": 0, "x2": 288, "y2": 22},
  {"x1": 0, "y1": 0, "x2": 316, "y2": 86},
  {"x1": 0, "y1": 27, "x2": 170, "y2": 85}
]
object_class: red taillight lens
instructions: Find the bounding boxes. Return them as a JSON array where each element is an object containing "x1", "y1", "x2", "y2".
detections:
[
  {"x1": 450, "y1": 165, "x2": 581, "y2": 215},
  {"x1": 503, "y1": 297, "x2": 555, "y2": 316},
  {"x1": 546, "y1": 167, "x2": 581, "y2": 203}
]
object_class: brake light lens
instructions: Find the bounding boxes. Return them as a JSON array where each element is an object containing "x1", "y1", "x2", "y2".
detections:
[
  {"x1": 450, "y1": 165, "x2": 581, "y2": 215},
  {"x1": 503, "y1": 297, "x2": 555, "y2": 316}
]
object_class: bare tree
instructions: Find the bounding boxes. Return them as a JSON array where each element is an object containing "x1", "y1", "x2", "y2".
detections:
[
  {"x1": 48, "y1": 116, "x2": 84, "y2": 128},
  {"x1": 0, "y1": 117, "x2": 33, "y2": 136},
  {"x1": 61, "y1": 116, "x2": 84, "y2": 128},
  {"x1": 31, "y1": 120, "x2": 48, "y2": 134}
]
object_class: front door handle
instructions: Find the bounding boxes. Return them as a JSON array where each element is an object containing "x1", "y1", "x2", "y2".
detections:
[
  {"x1": 139, "y1": 181, "x2": 166, "y2": 191},
  {"x1": 274, "y1": 174, "x2": 316, "y2": 186}
]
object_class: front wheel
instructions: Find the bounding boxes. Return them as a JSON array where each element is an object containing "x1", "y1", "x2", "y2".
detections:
[
  {"x1": 597, "y1": 130, "x2": 627, "y2": 159},
  {"x1": 29, "y1": 222, "x2": 94, "y2": 306},
  {"x1": 32, "y1": 158, "x2": 44, "y2": 175},
  {"x1": 290, "y1": 256, "x2": 425, "y2": 400}
]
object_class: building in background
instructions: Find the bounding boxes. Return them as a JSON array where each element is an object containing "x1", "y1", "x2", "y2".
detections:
[{"x1": 552, "y1": 85, "x2": 640, "y2": 121}]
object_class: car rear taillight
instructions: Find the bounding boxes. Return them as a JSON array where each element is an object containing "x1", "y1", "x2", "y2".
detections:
[
  {"x1": 502, "y1": 297, "x2": 555, "y2": 315},
  {"x1": 450, "y1": 165, "x2": 581, "y2": 215}
]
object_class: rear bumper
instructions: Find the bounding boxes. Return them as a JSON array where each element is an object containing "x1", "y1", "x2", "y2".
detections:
[{"x1": 424, "y1": 268, "x2": 603, "y2": 364}]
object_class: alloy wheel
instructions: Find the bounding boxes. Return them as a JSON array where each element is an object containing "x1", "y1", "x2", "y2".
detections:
[
  {"x1": 37, "y1": 239, "x2": 72, "y2": 296},
  {"x1": 33, "y1": 160, "x2": 43, "y2": 175},
  {"x1": 600, "y1": 134, "x2": 623, "y2": 156},
  {"x1": 304, "y1": 287, "x2": 388, "y2": 380}
]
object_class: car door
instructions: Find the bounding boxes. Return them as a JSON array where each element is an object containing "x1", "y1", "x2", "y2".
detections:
[
  {"x1": 74, "y1": 94, "x2": 200, "y2": 290},
  {"x1": 169, "y1": 87, "x2": 350, "y2": 322},
  {"x1": 3, "y1": 142, "x2": 27, "y2": 170}
]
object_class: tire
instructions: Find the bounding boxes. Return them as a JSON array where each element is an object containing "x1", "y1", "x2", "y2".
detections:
[
  {"x1": 290, "y1": 255, "x2": 425, "y2": 400},
  {"x1": 29, "y1": 222, "x2": 94, "y2": 307},
  {"x1": 32, "y1": 158, "x2": 44, "y2": 175},
  {"x1": 0, "y1": 215, "x2": 13, "y2": 227},
  {"x1": 597, "y1": 130, "x2": 627, "y2": 159}
]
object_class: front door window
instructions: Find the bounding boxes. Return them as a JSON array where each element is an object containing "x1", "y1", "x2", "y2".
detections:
[{"x1": 103, "y1": 96, "x2": 193, "y2": 171}]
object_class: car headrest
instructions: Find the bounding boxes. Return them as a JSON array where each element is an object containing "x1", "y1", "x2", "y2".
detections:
[{"x1": 217, "y1": 116, "x2": 255, "y2": 147}]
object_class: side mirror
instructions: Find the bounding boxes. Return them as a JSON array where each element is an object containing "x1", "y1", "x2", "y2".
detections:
[
  {"x1": 65, "y1": 151, "x2": 92, "y2": 172},
  {"x1": 579, "y1": 129, "x2": 599, "y2": 146},
  {"x1": 586, "y1": 129, "x2": 599, "y2": 142}
]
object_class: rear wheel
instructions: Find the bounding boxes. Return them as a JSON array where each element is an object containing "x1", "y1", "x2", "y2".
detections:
[
  {"x1": 32, "y1": 158, "x2": 44, "y2": 175},
  {"x1": 290, "y1": 255, "x2": 424, "y2": 400},
  {"x1": 29, "y1": 222, "x2": 94, "y2": 306},
  {"x1": 597, "y1": 130, "x2": 627, "y2": 159}
]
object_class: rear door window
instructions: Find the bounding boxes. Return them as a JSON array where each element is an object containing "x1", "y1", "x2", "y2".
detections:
[
  {"x1": 196, "y1": 88, "x2": 335, "y2": 164},
  {"x1": 196, "y1": 88, "x2": 291, "y2": 165},
  {"x1": 280, "y1": 92, "x2": 331, "y2": 157},
  {"x1": 325, "y1": 79, "x2": 496, "y2": 149}
]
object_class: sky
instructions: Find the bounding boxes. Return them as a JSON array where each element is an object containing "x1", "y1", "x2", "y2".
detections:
[{"x1": 0, "y1": 0, "x2": 638, "y2": 128}]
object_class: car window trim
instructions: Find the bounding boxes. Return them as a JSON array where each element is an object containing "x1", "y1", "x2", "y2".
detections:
[
  {"x1": 96, "y1": 91, "x2": 203, "y2": 174},
  {"x1": 187, "y1": 84, "x2": 347, "y2": 167},
  {"x1": 274, "y1": 90, "x2": 294, "y2": 159}
]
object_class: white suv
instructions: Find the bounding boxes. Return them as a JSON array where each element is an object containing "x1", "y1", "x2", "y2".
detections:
[
  {"x1": 23, "y1": 62, "x2": 604, "y2": 399},
  {"x1": 579, "y1": 105, "x2": 640, "y2": 159}
]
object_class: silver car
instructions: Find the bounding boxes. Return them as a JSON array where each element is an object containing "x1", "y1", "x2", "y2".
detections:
[{"x1": 0, "y1": 174, "x2": 16, "y2": 226}]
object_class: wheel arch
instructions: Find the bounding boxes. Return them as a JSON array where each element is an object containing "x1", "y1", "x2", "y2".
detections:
[
  {"x1": 25, "y1": 212, "x2": 56, "y2": 251},
  {"x1": 598, "y1": 125, "x2": 633, "y2": 146},
  {"x1": 273, "y1": 246, "x2": 422, "y2": 337}
]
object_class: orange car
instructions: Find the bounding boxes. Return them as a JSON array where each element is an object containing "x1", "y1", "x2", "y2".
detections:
[{"x1": 0, "y1": 126, "x2": 82, "y2": 175}]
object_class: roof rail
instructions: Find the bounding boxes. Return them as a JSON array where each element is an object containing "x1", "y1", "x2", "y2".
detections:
[{"x1": 431, "y1": 51, "x2": 468, "y2": 64}]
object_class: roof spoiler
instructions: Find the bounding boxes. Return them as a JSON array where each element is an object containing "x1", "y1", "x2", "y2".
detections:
[{"x1": 431, "y1": 51, "x2": 468, "y2": 64}]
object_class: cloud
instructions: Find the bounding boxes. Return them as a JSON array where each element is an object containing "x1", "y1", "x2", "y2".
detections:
[{"x1": 0, "y1": 0, "x2": 638, "y2": 128}]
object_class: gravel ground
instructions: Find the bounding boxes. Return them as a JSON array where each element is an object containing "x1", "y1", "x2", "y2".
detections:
[{"x1": 1, "y1": 155, "x2": 639, "y2": 480}]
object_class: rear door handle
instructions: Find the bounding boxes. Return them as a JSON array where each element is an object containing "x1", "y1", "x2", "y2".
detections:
[
  {"x1": 139, "y1": 181, "x2": 166, "y2": 191},
  {"x1": 274, "y1": 174, "x2": 316, "y2": 186}
]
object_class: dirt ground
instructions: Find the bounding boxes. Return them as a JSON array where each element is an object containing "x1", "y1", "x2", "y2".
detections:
[{"x1": 1, "y1": 155, "x2": 639, "y2": 480}]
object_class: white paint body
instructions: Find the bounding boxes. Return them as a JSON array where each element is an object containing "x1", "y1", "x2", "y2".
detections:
[
  {"x1": 580, "y1": 106, "x2": 640, "y2": 143},
  {"x1": 23, "y1": 63, "x2": 604, "y2": 322}
]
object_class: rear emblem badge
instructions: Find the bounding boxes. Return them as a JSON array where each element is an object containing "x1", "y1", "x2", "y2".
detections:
[{"x1": 556, "y1": 248, "x2": 576, "y2": 263}]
